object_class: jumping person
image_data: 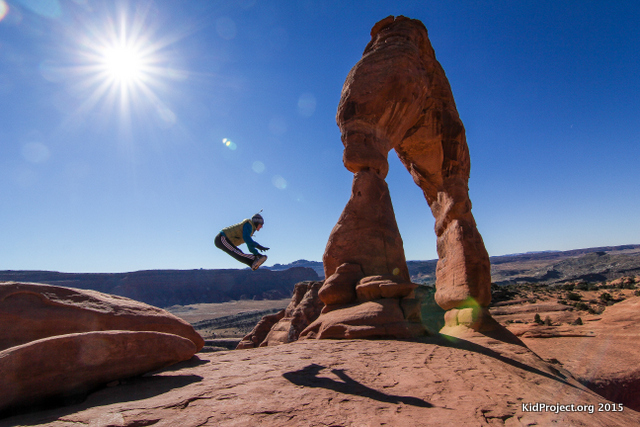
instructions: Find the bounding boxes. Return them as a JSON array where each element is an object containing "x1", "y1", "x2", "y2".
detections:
[{"x1": 215, "y1": 212, "x2": 269, "y2": 270}]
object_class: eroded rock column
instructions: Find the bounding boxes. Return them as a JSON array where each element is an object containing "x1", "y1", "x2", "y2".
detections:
[{"x1": 304, "y1": 15, "x2": 493, "y2": 338}]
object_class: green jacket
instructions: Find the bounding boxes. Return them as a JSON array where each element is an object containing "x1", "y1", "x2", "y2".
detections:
[{"x1": 221, "y1": 219, "x2": 256, "y2": 246}]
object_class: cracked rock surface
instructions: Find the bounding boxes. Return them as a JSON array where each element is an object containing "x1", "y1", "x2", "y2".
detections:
[{"x1": 5, "y1": 335, "x2": 639, "y2": 426}]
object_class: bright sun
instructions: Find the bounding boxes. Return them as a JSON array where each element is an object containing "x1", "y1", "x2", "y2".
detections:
[
  {"x1": 68, "y1": 4, "x2": 187, "y2": 124},
  {"x1": 101, "y1": 45, "x2": 145, "y2": 84}
]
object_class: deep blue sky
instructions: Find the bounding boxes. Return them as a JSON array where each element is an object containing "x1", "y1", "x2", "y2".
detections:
[{"x1": 1, "y1": 0, "x2": 639, "y2": 272}]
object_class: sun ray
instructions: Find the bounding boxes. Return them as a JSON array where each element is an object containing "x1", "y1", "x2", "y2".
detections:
[{"x1": 61, "y1": 2, "x2": 189, "y2": 124}]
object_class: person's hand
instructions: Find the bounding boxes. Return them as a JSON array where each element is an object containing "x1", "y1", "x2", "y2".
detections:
[{"x1": 261, "y1": 246, "x2": 270, "y2": 252}]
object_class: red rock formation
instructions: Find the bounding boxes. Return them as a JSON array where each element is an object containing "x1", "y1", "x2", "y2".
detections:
[
  {"x1": 301, "y1": 299, "x2": 424, "y2": 340},
  {"x1": 322, "y1": 171, "x2": 410, "y2": 282},
  {"x1": 238, "y1": 281, "x2": 324, "y2": 348},
  {"x1": 507, "y1": 296, "x2": 640, "y2": 412},
  {"x1": 0, "y1": 331, "x2": 196, "y2": 414},
  {"x1": 5, "y1": 338, "x2": 640, "y2": 426},
  {"x1": 318, "y1": 16, "x2": 491, "y2": 337},
  {"x1": 0, "y1": 282, "x2": 204, "y2": 351},
  {"x1": 236, "y1": 311, "x2": 285, "y2": 349},
  {"x1": 0, "y1": 282, "x2": 204, "y2": 415}
]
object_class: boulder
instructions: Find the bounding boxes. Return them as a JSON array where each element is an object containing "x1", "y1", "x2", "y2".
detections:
[
  {"x1": 236, "y1": 310, "x2": 285, "y2": 349},
  {"x1": 318, "y1": 263, "x2": 363, "y2": 306},
  {"x1": 238, "y1": 281, "x2": 324, "y2": 348},
  {"x1": 355, "y1": 275, "x2": 417, "y2": 302},
  {"x1": 300, "y1": 299, "x2": 425, "y2": 340},
  {"x1": 0, "y1": 331, "x2": 196, "y2": 414},
  {"x1": 0, "y1": 282, "x2": 204, "y2": 352}
]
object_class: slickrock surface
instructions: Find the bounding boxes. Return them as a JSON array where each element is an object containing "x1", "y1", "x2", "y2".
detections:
[
  {"x1": 0, "y1": 282, "x2": 204, "y2": 351},
  {"x1": 0, "y1": 331, "x2": 197, "y2": 415},
  {"x1": 503, "y1": 296, "x2": 640, "y2": 411},
  {"x1": 3, "y1": 335, "x2": 638, "y2": 426}
]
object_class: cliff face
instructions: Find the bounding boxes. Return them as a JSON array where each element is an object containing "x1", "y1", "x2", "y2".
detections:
[{"x1": 0, "y1": 267, "x2": 318, "y2": 307}]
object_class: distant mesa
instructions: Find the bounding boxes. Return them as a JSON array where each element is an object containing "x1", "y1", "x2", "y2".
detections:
[
  {"x1": 0, "y1": 267, "x2": 319, "y2": 308},
  {"x1": 266, "y1": 260, "x2": 325, "y2": 278}
]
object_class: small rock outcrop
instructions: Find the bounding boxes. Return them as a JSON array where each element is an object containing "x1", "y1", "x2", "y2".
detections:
[
  {"x1": 313, "y1": 15, "x2": 492, "y2": 339},
  {"x1": 237, "y1": 281, "x2": 324, "y2": 348},
  {"x1": 0, "y1": 331, "x2": 196, "y2": 414}
]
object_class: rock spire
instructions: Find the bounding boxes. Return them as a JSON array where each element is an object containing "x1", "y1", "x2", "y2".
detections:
[{"x1": 310, "y1": 15, "x2": 493, "y2": 338}]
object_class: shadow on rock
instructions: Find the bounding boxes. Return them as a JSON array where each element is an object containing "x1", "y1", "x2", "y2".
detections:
[
  {"x1": 92, "y1": 374, "x2": 204, "y2": 406},
  {"x1": 1, "y1": 374, "x2": 203, "y2": 423},
  {"x1": 155, "y1": 355, "x2": 210, "y2": 373},
  {"x1": 283, "y1": 364, "x2": 433, "y2": 408},
  {"x1": 424, "y1": 334, "x2": 579, "y2": 391}
]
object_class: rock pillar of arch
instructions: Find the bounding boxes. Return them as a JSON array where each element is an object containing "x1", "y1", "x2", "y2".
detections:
[{"x1": 301, "y1": 16, "x2": 493, "y2": 340}]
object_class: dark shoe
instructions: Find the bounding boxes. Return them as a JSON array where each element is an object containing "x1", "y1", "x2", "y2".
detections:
[{"x1": 251, "y1": 255, "x2": 267, "y2": 270}]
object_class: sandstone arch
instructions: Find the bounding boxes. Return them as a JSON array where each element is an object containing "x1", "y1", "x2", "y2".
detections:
[{"x1": 305, "y1": 16, "x2": 492, "y2": 338}]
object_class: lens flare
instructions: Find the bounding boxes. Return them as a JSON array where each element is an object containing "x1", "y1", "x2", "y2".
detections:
[
  {"x1": 268, "y1": 116, "x2": 287, "y2": 136},
  {"x1": 216, "y1": 17, "x2": 237, "y2": 40},
  {"x1": 13, "y1": 0, "x2": 61, "y2": 19},
  {"x1": 22, "y1": 142, "x2": 51, "y2": 164},
  {"x1": 222, "y1": 138, "x2": 237, "y2": 150},
  {"x1": 0, "y1": 1, "x2": 8, "y2": 22},
  {"x1": 297, "y1": 92, "x2": 316, "y2": 117},
  {"x1": 252, "y1": 161, "x2": 265, "y2": 173},
  {"x1": 272, "y1": 175, "x2": 287, "y2": 190},
  {"x1": 39, "y1": 60, "x2": 66, "y2": 83}
]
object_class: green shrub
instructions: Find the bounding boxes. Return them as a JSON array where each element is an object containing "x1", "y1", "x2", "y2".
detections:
[
  {"x1": 599, "y1": 292, "x2": 612, "y2": 302},
  {"x1": 575, "y1": 302, "x2": 590, "y2": 311},
  {"x1": 567, "y1": 292, "x2": 582, "y2": 301}
]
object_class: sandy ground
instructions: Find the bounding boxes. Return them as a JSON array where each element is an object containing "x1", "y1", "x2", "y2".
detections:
[{"x1": 165, "y1": 299, "x2": 290, "y2": 324}]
